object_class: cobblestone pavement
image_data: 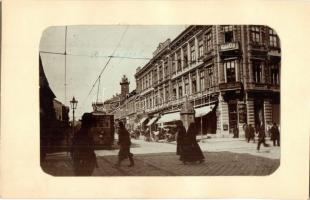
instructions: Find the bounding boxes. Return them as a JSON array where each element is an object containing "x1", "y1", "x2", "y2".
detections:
[{"x1": 42, "y1": 150, "x2": 279, "y2": 176}]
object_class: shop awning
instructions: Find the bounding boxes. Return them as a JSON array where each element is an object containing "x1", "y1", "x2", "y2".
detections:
[
  {"x1": 146, "y1": 117, "x2": 158, "y2": 126},
  {"x1": 157, "y1": 112, "x2": 180, "y2": 124},
  {"x1": 195, "y1": 105, "x2": 215, "y2": 118},
  {"x1": 139, "y1": 117, "x2": 148, "y2": 125}
]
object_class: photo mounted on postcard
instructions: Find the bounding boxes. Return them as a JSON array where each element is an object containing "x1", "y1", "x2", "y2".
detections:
[{"x1": 39, "y1": 25, "x2": 280, "y2": 176}]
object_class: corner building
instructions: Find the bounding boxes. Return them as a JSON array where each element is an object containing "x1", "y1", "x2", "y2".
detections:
[{"x1": 135, "y1": 25, "x2": 280, "y2": 137}]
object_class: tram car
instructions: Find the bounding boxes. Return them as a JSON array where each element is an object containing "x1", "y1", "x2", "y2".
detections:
[{"x1": 89, "y1": 111, "x2": 115, "y2": 149}]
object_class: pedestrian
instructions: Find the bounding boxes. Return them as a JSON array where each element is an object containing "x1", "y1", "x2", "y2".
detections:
[
  {"x1": 243, "y1": 123, "x2": 249, "y2": 142},
  {"x1": 257, "y1": 122, "x2": 269, "y2": 151},
  {"x1": 71, "y1": 113, "x2": 98, "y2": 176},
  {"x1": 115, "y1": 121, "x2": 134, "y2": 167},
  {"x1": 270, "y1": 122, "x2": 280, "y2": 146},
  {"x1": 233, "y1": 126, "x2": 239, "y2": 138},
  {"x1": 176, "y1": 121, "x2": 185, "y2": 156},
  {"x1": 248, "y1": 124, "x2": 256, "y2": 143},
  {"x1": 178, "y1": 121, "x2": 205, "y2": 164}
]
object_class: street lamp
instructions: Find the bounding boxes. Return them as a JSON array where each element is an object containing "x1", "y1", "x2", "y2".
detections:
[{"x1": 70, "y1": 96, "x2": 78, "y2": 145}]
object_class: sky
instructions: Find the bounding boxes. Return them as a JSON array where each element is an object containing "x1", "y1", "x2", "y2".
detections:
[{"x1": 39, "y1": 25, "x2": 186, "y2": 120}]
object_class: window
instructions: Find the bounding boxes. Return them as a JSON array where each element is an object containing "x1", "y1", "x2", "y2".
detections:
[
  {"x1": 223, "y1": 25, "x2": 234, "y2": 43},
  {"x1": 191, "y1": 73, "x2": 197, "y2": 94},
  {"x1": 183, "y1": 47, "x2": 188, "y2": 68},
  {"x1": 253, "y1": 61, "x2": 262, "y2": 83},
  {"x1": 184, "y1": 77, "x2": 189, "y2": 95},
  {"x1": 164, "y1": 60, "x2": 169, "y2": 78},
  {"x1": 198, "y1": 37, "x2": 204, "y2": 58},
  {"x1": 269, "y1": 29, "x2": 278, "y2": 47},
  {"x1": 206, "y1": 32, "x2": 212, "y2": 52},
  {"x1": 199, "y1": 70, "x2": 205, "y2": 91},
  {"x1": 165, "y1": 86, "x2": 169, "y2": 102},
  {"x1": 207, "y1": 67, "x2": 214, "y2": 87},
  {"x1": 178, "y1": 79, "x2": 183, "y2": 98},
  {"x1": 172, "y1": 81, "x2": 177, "y2": 100},
  {"x1": 177, "y1": 50, "x2": 182, "y2": 72},
  {"x1": 271, "y1": 63, "x2": 280, "y2": 85},
  {"x1": 155, "y1": 69, "x2": 158, "y2": 83},
  {"x1": 224, "y1": 60, "x2": 236, "y2": 83},
  {"x1": 171, "y1": 59, "x2": 176, "y2": 75},
  {"x1": 190, "y1": 42, "x2": 196, "y2": 63},
  {"x1": 251, "y1": 26, "x2": 261, "y2": 43},
  {"x1": 178, "y1": 86, "x2": 183, "y2": 98},
  {"x1": 159, "y1": 66, "x2": 163, "y2": 81}
]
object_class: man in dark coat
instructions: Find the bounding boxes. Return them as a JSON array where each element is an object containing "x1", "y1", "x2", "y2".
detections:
[
  {"x1": 270, "y1": 122, "x2": 280, "y2": 146},
  {"x1": 248, "y1": 124, "x2": 256, "y2": 143},
  {"x1": 243, "y1": 123, "x2": 249, "y2": 142},
  {"x1": 71, "y1": 113, "x2": 98, "y2": 176},
  {"x1": 179, "y1": 122, "x2": 205, "y2": 164},
  {"x1": 257, "y1": 122, "x2": 269, "y2": 151},
  {"x1": 116, "y1": 121, "x2": 134, "y2": 167}
]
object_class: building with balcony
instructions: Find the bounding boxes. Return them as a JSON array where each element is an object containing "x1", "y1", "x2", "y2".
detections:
[{"x1": 133, "y1": 25, "x2": 280, "y2": 137}]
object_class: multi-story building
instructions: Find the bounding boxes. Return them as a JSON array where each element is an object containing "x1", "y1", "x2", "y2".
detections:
[{"x1": 134, "y1": 25, "x2": 280, "y2": 137}]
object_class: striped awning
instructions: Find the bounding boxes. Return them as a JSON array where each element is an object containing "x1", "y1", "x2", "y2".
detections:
[
  {"x1": 195, "y1": 105, "x2": 215, "y2": 118},
  {"x1": 139, "y1": 117, "x2": 148, "y2": 125},
  {"x1": 146, "y1": 117, "x2": 158, "y2": 126},
  {"x1": 157, "y1": 112, "x2": 180, "y2": 124}
]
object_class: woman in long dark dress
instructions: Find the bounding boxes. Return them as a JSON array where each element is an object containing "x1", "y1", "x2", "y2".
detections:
[
  {"x1": 178, "y1": 121, "x2": 205, "y2": 164},
  {"x1": 115, "y1": 121, "x2": 134, "y2": 167},
  {"x1": 176, "y1": 121, "x2": 186, "y2": 156},
  {"x1": 71, "y1": 113, "x2": 98, "y2": 176}
]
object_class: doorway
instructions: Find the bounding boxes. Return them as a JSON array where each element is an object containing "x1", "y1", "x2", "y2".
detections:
[
  {"x1": 254, "y1": 99, "x2": 264, "y2": 130},
  {"x1": 228, "y1": 102, "x2": 238, "y2": 134}
]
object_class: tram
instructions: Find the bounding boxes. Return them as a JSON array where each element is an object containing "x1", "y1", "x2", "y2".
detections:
[{"x1": 88, "y1": 103, "x2": 115, "y2": 149}]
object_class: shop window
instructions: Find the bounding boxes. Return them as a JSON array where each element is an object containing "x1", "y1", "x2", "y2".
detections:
[{"x1": 224, "y1": 60, "x2": 236, "y2": 83}]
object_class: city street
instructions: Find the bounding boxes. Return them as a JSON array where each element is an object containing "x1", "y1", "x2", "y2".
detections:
[{"x1": 41, "y1": 137, "x2": 280, "y2": 176}]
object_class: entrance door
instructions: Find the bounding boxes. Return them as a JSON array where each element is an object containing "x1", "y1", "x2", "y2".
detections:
[
  {"x1": 228, "y1": 102, "x2": 238, "y2": 134},
  {"x1": 254, "y1": 99, "x2": 264, "y2": 130}
]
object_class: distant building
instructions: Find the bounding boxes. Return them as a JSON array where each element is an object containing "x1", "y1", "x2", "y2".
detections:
[{"x1": 53, "y1": 99, "x2": 69, "y2": 123}]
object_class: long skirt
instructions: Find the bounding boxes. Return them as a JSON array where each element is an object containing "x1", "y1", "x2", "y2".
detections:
[{"x1": 179, "y1": 142, "x2": 204, "y2": 162}]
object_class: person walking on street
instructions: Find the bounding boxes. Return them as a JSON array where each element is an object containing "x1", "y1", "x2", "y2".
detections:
[
  {"x1": 71, "y1": 113, "x2": 98, "y2": 176},
  {"x1": 115, "y1": 121, "x2": 134, "y2": 167},
  {"x1": 243, "y1": 123, "x2": 249, "y2": 142},
  {"x1": 257, "y1": 122, "x2": 269, "y2": 151},
  {"x1": 178, "y1": 121, "x2": 205, "y2": 164},
  {"x1": 248, "y1": 124, "x2": 256, "y2": 143},
  {"x1": 270, "y1": 122, "x2": 280, "y2": 146}
]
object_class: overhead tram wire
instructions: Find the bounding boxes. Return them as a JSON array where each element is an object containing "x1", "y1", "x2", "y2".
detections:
[{"x1": 80, "y1": 25, "x2": 129, "y2": 107}]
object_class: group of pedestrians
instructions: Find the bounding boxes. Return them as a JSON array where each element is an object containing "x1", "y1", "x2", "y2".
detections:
[
  {"x1": 70, "y1": 113, "x2": 135, "y2": 176},
  {"x1": 244, "y1": 122, "x2": 280, "y2": 151}
]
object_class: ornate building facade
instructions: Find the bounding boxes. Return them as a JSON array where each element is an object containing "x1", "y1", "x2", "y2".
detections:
[{"x1": 107, "y1": 25, "x2": 280, "y2": 137}]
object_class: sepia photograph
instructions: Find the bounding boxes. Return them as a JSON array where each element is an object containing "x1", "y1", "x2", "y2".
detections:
[{"x1": 39, "y1": 25, "x2": 281, "y2": 176}]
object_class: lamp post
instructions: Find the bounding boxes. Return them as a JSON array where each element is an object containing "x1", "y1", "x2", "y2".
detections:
[{"x1": 70, "y1": 96, "x2": 78, "y2": 150}]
